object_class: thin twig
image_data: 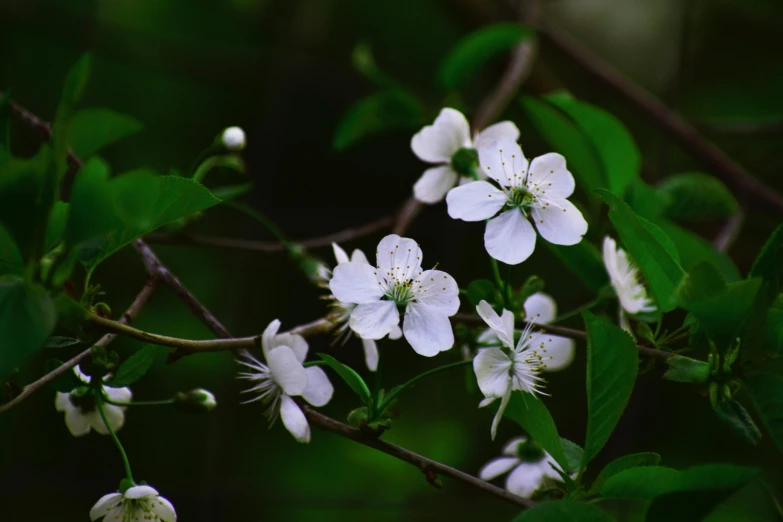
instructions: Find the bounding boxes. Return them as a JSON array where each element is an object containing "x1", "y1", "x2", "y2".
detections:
[
  {"x1": 144, "y1": 215, "x2": 394, "y2": 253},
  {"x1": 541, "y1": 23, "x2": 783, "y2": 213},
  {"x1": 392, "y1": 197, "x2": 423, "y2": 236},
  {"x1": 714, "y1": 211, "x2": 744, "y2": 253},
  {"x1": 0, "y1": 278, "x2": 158, "y2": 415}
]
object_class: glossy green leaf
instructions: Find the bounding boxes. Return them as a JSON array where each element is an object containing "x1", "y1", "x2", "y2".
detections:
[
  {"x1": 0, "y1": 277, "x2": 57, "y2": 379},
  {"x1": 601, "y1": 466, "x2": 681, "y2": 499},
  {"x1": 749, "y1": 224, "x2": 783, "y2": 299},
  {"x1": 513, "y1": 500, "x2": 613, "y2": 522},
  {"x1": 503, "y1": 391, "x2": 568, "y2": 471},
  {"x1": 0, "y1": 223, "x2": 23, "y2": 276},
  {"x1": 712, "y1": 396, "x2": 762, "y2": 446},
  {"x1": 333, "y1": 90, "x2": 426, "y2": 151},
  {"x1": 52, "y1": 54, "x2": 92, "y2": 181},
  {"x1": 663, "y1": 356, "x2": 711, "y2": 383},
  {"x1": 43, "y1": 336, "x2": 82, "y2": 349},
  {"x1": 596, "y1": 189, "x2": 684, "y2": 312},
  {"x1": 560, "y1": 438, "x2": 584, "y2": 475},
  {"x1": 546, "y1": 93, "x2": 640, "y2": 196},
  {"x1": 69, "y1": 108, "x2": 143, "y2": 157},
  {"x1": 439, "y1": 23, "x2": 534, "y2": 90},
  {"x1": 658, "y1": 221, "x2": 741, "y2": 283},
  {"x1": 44, "y1": 359, "x2": 82, "y2": 393},
  {"x1": 745, "y1": 373, "x2": 783, "y2": 454},
  {"x1": 44, "y1": 201, "x2": 69, "y2": 253},
  {"x1": 108, "y1": 345, "x2": 162, "y2": 387},
  {"x1": 318, "y1": 353, "x2": 371, "y2": 405},
  {"x1": 588, "y1": 453, "x2": 661, "y2": 495},
  {"x1": 581, "y1": 311, "x2": 639, "y2": 469},
  {"x1": 657, "y1": 172, "x2": 739, "y2": 222},
  {"x1": 546, "y1": 241, "x2": 608, "y2": 294}
]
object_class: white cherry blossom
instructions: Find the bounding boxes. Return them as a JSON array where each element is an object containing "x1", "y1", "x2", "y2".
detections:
[
  {"x1": 603, "y1": 236, "x2": 655, "y2": 332},
  {"x1": 411, "y1": 108, "x2": 519, "y2": 204},
  {"x1": 329, "y1": 234, "x2": 460, "y2": 357},
  {"x1": 473, "y1": 301, "x2": 551, "y2": 439},
  {"x1": 90, "y1": 485, "x2": 176, "y2": 521},
  {"x1": 479, "y1": 436, "x2": 564, "y2": 498},
  {"x1": 446, "y1": 137, "x2": 587, "y2": 264},
  {"x1": 236, "y1": 320, "x2": 334, "y2": 443},
  {"x1": 54, "y1": 366, "x2": 132, "y2": 437}
]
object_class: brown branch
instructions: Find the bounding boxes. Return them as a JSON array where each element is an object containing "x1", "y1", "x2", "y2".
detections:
[
  {"x1": 392, "y1": 197, "x2": 424, "y2": 236},
  {"x1": 0, "y1": 278, "x2": 158, "y2": 415},
  {"x1": 144, "y1": 215, "x2": 394, "y2": 253},
  {"x1": 300, "y1": 403, "x2": 534, "y2": 510},
  {"x1": 541, "y1": 23, "x2": 783, "y2": 213}
]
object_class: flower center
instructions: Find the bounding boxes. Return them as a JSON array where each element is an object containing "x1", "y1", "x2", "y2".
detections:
[
  {"x1": 506, "y1": 186, "x2": 535, "y2": 210},
  {"x1": 68, "y1": 387, "x2": 97, "y2": 413},
  {"x1": 385, "y1": 283, "x2": 415, "y2": 307},
  {"x1": 450, "y1": 147, "x2": 479, "y2": 178},
  {"x1": 517, "y1": 439, "x2": 546, "y2": 463}
]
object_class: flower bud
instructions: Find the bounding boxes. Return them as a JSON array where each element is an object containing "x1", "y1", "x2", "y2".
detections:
[
  {"x1": 174, "y1": 388, "x2": 217, "y2": 413},
  {"x1": 221, "y1": 126, "x2": 246, "y2": 151}
]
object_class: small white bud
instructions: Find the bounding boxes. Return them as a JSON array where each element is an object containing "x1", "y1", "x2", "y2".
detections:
[
  {"x1": 175, "y1": 388, "x2": 217, "y2": 413},
  {"x1": 221, "y1": 126, "x2": 246, "y2": 151}
]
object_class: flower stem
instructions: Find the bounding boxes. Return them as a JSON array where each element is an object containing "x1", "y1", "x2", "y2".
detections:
[
  {"x1": 551, "y1": 297, "x2": 602, "y2": 324},
  {"x1": 490, "y1": 258, "x2": 511, "y2": 309},
  {"x1": 104, "y1": 398, "x2": 175, "y2": 407},
  {"x1": 95, "y1": 391, "x2": 135, "y2": 484},
  {"x1": 370, "y1": 341, "x2": 385, "y2": 419},
  {"x1": 379, "y1": 360, "x2": 473, "y2": 413},
  {"x1": 229, "y1": 202, "x2": 292, "y2": 249}
]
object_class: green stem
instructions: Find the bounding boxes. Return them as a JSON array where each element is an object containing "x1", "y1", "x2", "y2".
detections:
[
  {"x1": 551, "y1": 297, "x2": 602, "y2": 324},
  {"x1": 104, "y1": 398, "x2": 175, "y2": 407},
  {"x1": 380, "y1": 360, "x2": 472, "y2": 413},
  {"x1": 229, "y1": 202, "x2": 292, "y2": 248},
  {"x1": 189, "y1": 144, "x2": 220, "y2": 179},
  {"x1": 371, "y1": 341, "x2": 384, "y2": 419},
  {"x1": 490, "y1": 258, "x2": 511, "y2": 309},
  {"x1": 95, "y1": 391, "x2": 135, "y2": 484}
]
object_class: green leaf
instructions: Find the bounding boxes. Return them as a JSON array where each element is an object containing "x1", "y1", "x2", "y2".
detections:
[
  {"x1": 0, "y1": 277, "x2": 57, "y2": 379},
  {"x1": 745, "y1": 373, "x2": 783, "y2": 454},
  {"x1": 333, "y1": 90, "x2": 425, "y2": 151},
  {"x1": 503, "y1": 391, "x2": 568, "y2": 471},
  {"x1": 662, "y1": 356, "x2": 711, "y2": 383},
  {"x1": 581, "y1": 311, "x2": 639, "y2": 469},
  {"x1": 658, "y1": 221, "x2": 741, "y2": 283},
  {"x1": 589, "y1": 453, "x2": 662, "y2": 495},
  {"x1": 522, "y1": 96, "x2": 605, "y2": 193},
  {"x1": 596, "y1": 189, "x2": 684, "y2": 312},
  {"x1": 439, "y1": 23, "x2": 534, "y2": 90},
  {"x1": 43, "y1": 336, "x2": 82, "y2": 349},
  {"x1": 44, "y1": 201, "x2": 69, "y2": 253},
  {"x1": 749, "y1": 224, "x2": 783, "y2": 300},
  {"x1": 546, "y1": 241, "x2": 609, "y2": 294},
  {"x1": 44, "y1": 359, "x2": 82, "y2": 393},
  {"x1": 466, "y1": 279, "x2": 497, "y2": 307},
  {"x1": 513, "y1": 500, "x2": 613, "y2": 522},
  {"x1": 52, "y1": 54, "x2": 92, "y2": 181},
  {"x1": 712, "y1": 396, "x2": 762, "y2": 446},
  {"x1": 546, "y1": 93, "x2": 640, "y2": 196},
  {"x1": 657, "y1": 172, "x2": 739, "y2": 222},
  {"x1": 0, "y1": 223, "x2": 23, "y2": 276},
  {"x1": 107, "y1": 345, "x2": 162, "y2": 387},
  {"x1": 601, "y1": 466, "x2": 681, "y2": 499},
  {"x1": 560, "y1": 438, "x2": 584, "y2": 475},
  {"x1": 69, "y1": 108, "x2": 143, "y2": 157},
  {"x1": 318, "y1": 353, "x2": 371, "y2": 405},
  {"x1": 645, "y1": 464, "x2": 760, "y2": 522}
]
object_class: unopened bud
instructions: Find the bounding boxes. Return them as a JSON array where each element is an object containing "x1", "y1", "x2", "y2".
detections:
[
  {"x1": 221, "y1": 126, "x2": 246, "y2": 151},
  {"x1": 175, "y1": 388, "x2": 217, "y2": 413}
]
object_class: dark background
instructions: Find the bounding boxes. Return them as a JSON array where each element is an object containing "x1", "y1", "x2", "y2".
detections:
[{"x1": 1, "y1": 0, "x2": 782, "y2": 520}]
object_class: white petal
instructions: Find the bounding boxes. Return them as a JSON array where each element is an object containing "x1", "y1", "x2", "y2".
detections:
[
  {"x1": 479, "y1": 397, "x2": 497, "y2": 408},
  {"x1": 479, "y1": 458, "x2": 521, "y2": 481},
  {"x1": 64, "y1": 408, "x2": 92, "y2": 437},
  {"x1": 485, "y1": 209, "x2": 536, "y2": 265},
  {"x1": 413, "y1": 165, "x2": 460, "y2": 204},
  {"x1": 302, "y1": 366, "x2": 334, "y2": 407},
  {"x1": 350, "y1": 301, "x2": 400, "y2": 340},
  {"x1": 506, "y1": 462, "x2": 545, "y2": 498},
  {"x1": 411, "y1": 108, "x2": 471, "y2": 163},
  {"x1": 280, "y1": 394, "x2": 311, "y2": 443},
  {"x1": 531, "y1": 199, "x2": 588, "y2": 246},
  {"x1": 90, "y1": 493, "x2": 123, "y2": 520},
  {"x1": 74, "y1": 365, "x2": 91, "y2": 383},
  {"x1": 261, "y1": 319, "x2": 282, "y2": 358},
  {"x1": 330, "y1": 262, "x2": 384, "y2": 305},
  {"x1": 476, "y1": 301, "x2": 515, "y2": 349},
  {"x1": 351, "y1": 249, "x2": 369, "y2": 265},
  {"x1": 476, "y1": 121, "x2": 520, "y2": 144},
  {"x1": 526, "y1": 153, "x2": 575, "y2": 199},
  {"x1": 524, "y1": 292, "x2": 557, "y2": 324},
  {"x1": 477, "y1": 329, "x2": 501, "y2": 346},
  {"x1": 55, "y1": 392, "x2": 73, "y2": 412},
  {"x1": 477, "y1": 138, "x2": 528, "y2": 188},
  {"x1": 103, "y1": 386, "x2": 132, "y2": 404},
  {"x1": 266, "y1": 346, "x2": 308, "y2": 396},
  {"x1": 445, "y1": 181, "x2": 505, "y2": 222},
  {"x1": 473, "y1": 347, "x2": 512, "y2": 398},
  {"x1": 104, "y1": 505, "x2": 124, "y2": 522},
  {"x1": 413, "y1": 270, "x2": 460, "y2": 316},
  {"x1": 332, "y1": 243, "x2": 350, "y2": 265},
  {"x1": 125, "y1": 485, "x2": 159, "y2": 499},
  {"x1": 272, "y1": 333, "x2": 309, "y2": 364},
  {"x1": 151, "y1": 496, "x2": 177, "y2": 521},
  {"x1": 502, "y1": 436, "x2": 528, "y2": 456},
  {"x1": 491, "y1": 390, "x2": 512, "y2": 440},
  {"x1": 388, "y1": 324, "x2": 403, "y2": 340},
  {"x1": 375, "y1": 235, "x2": 423, "y2": 284},
  {"x1": 542, "y1": 336, "x2": 575, "y2": 372},
  {"x1": 361, "y1": 338, "x2": 379, "y2": 371},
  {"x1": 403, "y1": 303, "x2": 454, "y2": 356},
  {"x1": 91, "y1": 404, "x2": 125, "y2": 435}
]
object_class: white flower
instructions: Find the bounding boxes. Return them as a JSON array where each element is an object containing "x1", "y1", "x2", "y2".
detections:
[
  {"x1": 221, "y1": 126, "x2": 246, "y2": 151},
  {"x1": 411, "y1": 108, "x2": 519, "y2": 204},
  {"x1": 327, "y1": 243, "x2": 402, "y2": 371},
  {"x1": 54, "y1": 366, "x2": 132, "y2": 437},
  {"x1": 473, "y1": 301, "x2": 550, "y2": 439},
  {"x1": 446, "y1": 138, "x2": 588, "y2": 265},
  {"x1": 602, "y1": 236, "x2": 655, "y2": 333},
  {"x1": 236, "y1": 320, "x2": 334, "y2": 443},
  {"x1": 477, "y1": 293, "x2": 575, "y2": 372},
  {"x1": 329, "y1": 234, "x2": 460, "y2": 357},
  {"x1": 479, "y1": 436, "x2": 564, "y2": 498},
  {"x1": 90, "y1": 484, "x2": 176, "y2": 521}
]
